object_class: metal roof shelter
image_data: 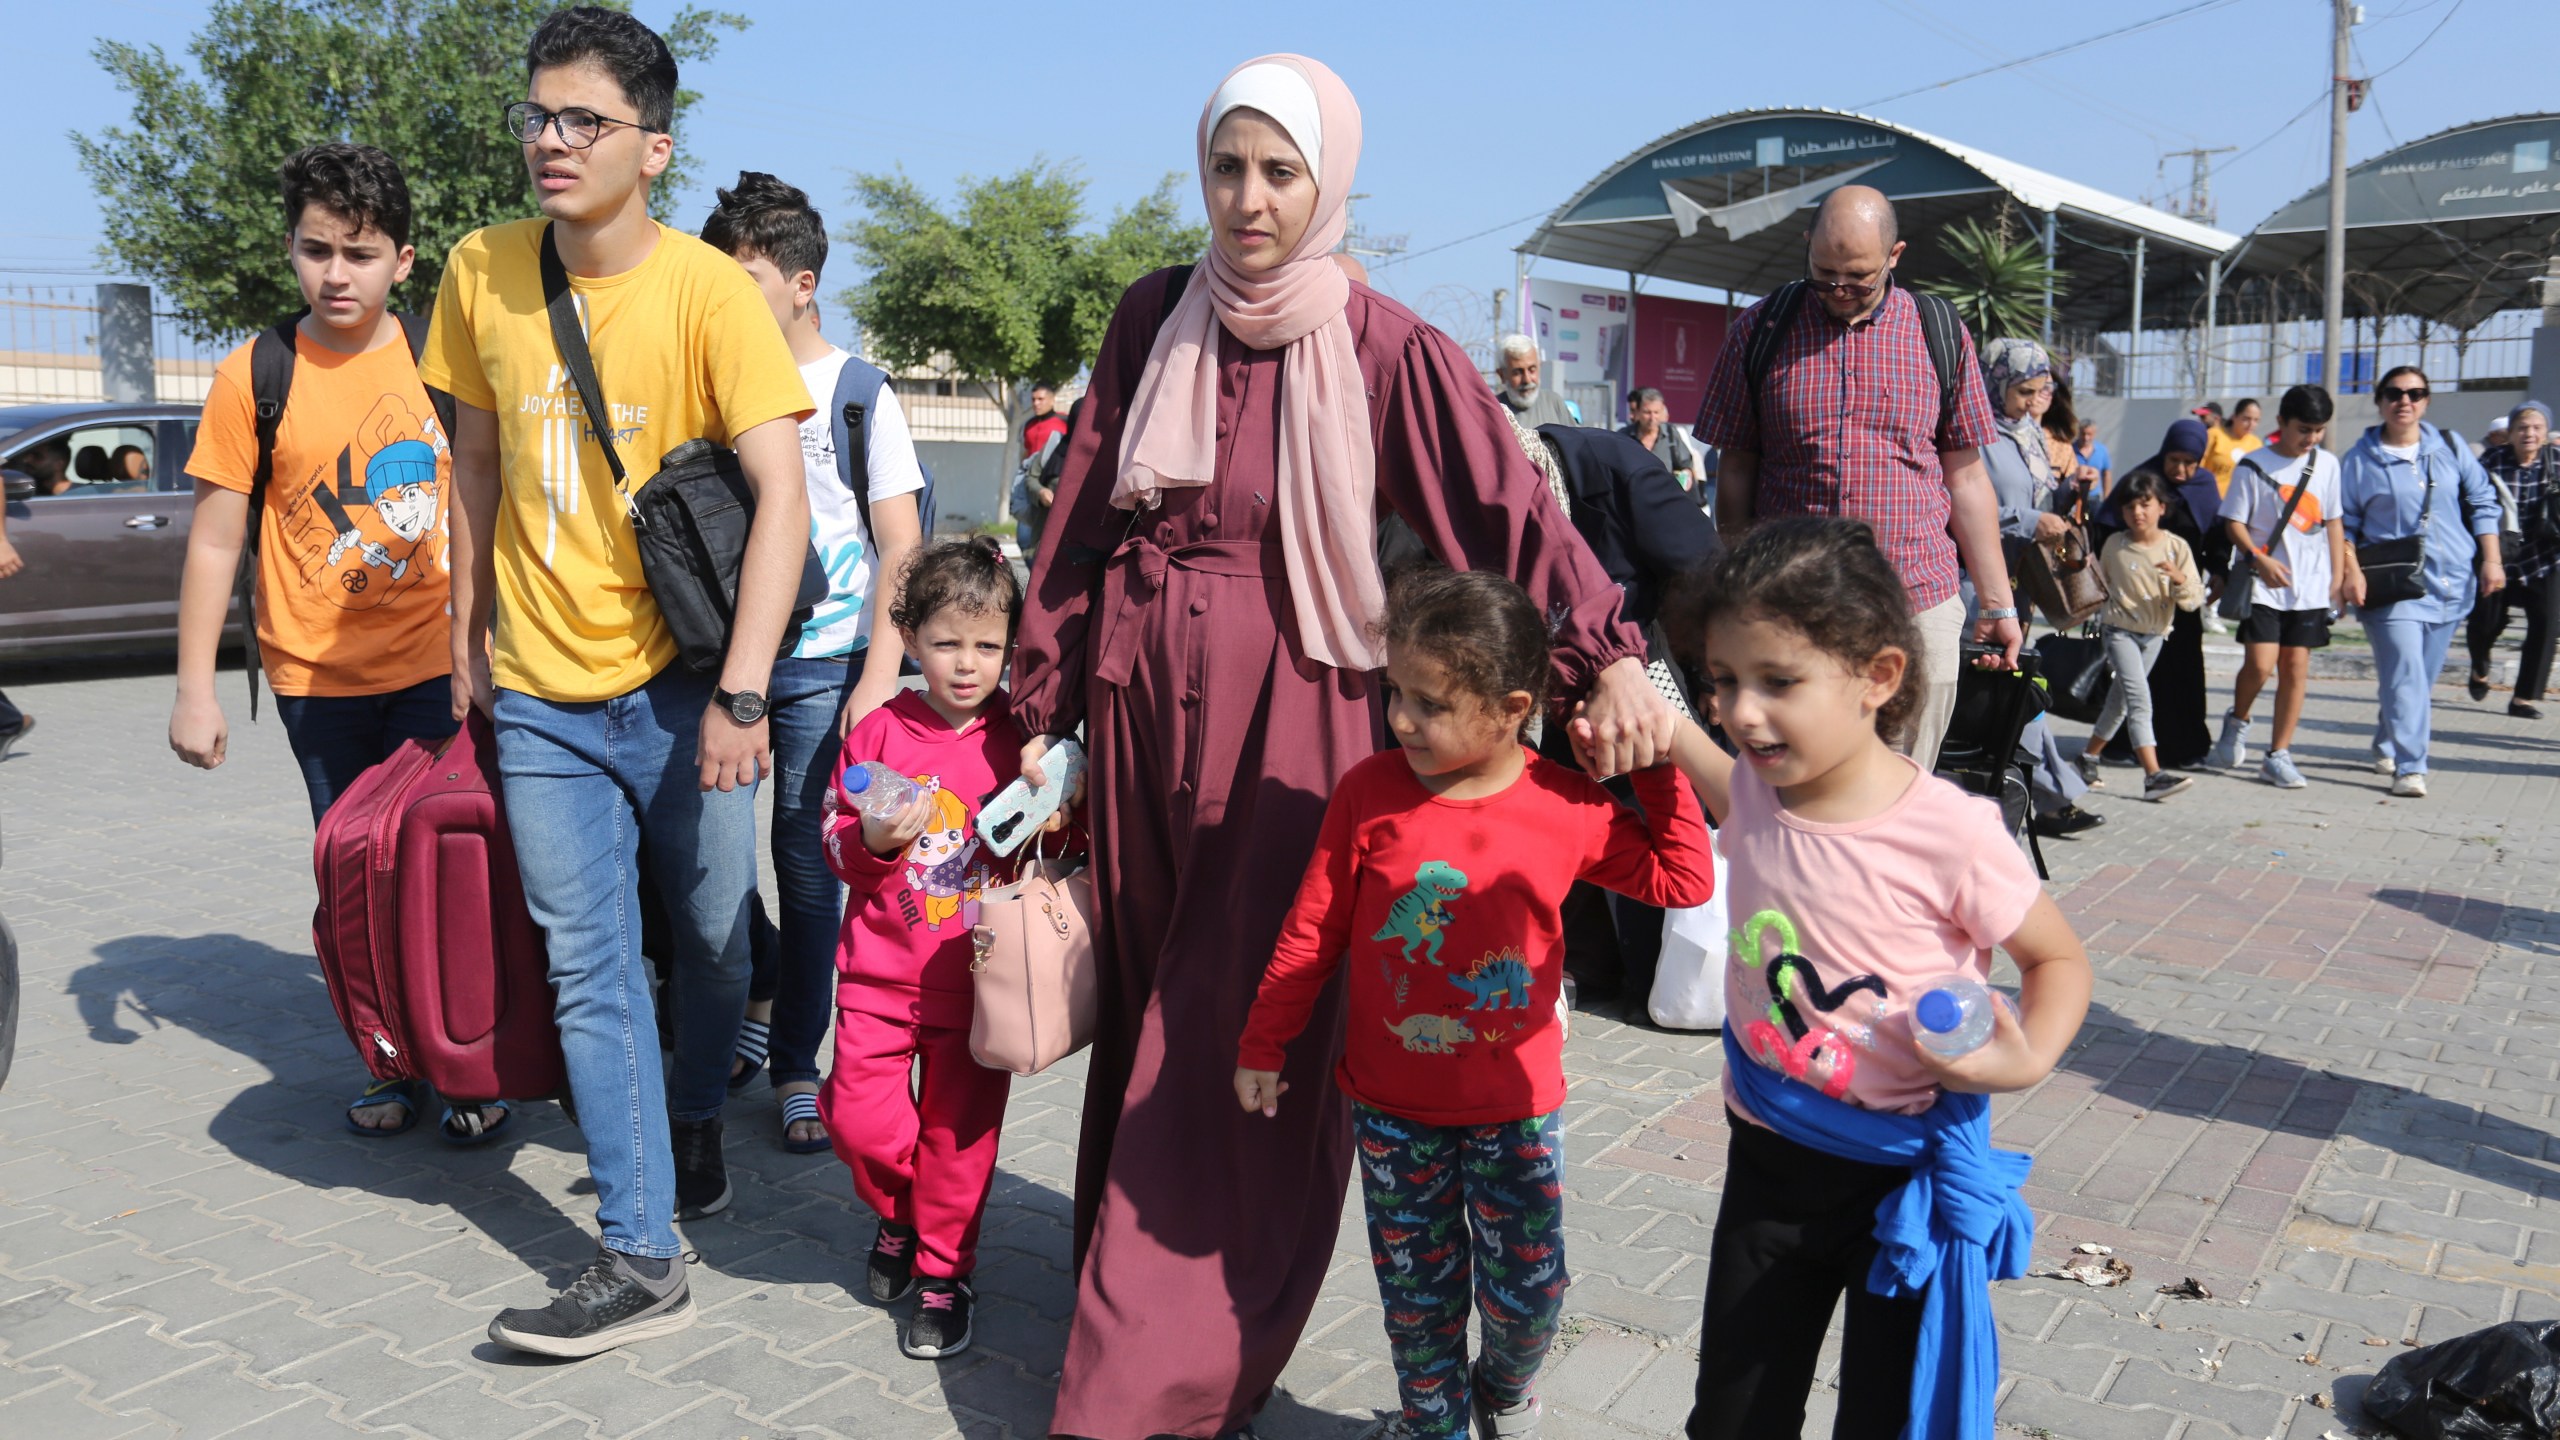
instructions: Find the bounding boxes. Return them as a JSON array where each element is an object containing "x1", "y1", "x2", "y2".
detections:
[
  {"x1": 1517, "y1": 108, "x2": 2239, "y2": 339},
  {"x1": 2226, "y1": 113, "x2": 2560, "y2": 329}
]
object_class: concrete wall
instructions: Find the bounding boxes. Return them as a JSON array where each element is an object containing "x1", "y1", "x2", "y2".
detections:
[
  {"x1": 914, "y1": 439, "x2": 1011, "y2": 533},
  {"x1": 2080, "y1": 389, "x2": 2529, "y2": 464}
]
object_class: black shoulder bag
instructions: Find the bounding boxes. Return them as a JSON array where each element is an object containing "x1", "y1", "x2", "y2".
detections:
[
  {"x1": 2355, "y1": 444, "x2": 2434, "y2": 608},
  {"x1": 2216, "y1": 452, "x2": 2314, "y2": 624},
  {"x1": 538, "y1": 225, "x2": 824, "y2": 672}
]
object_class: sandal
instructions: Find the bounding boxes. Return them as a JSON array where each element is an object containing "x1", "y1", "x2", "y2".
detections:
[
  {"x1": 728, "y1": 1018, "x2": 771, "y2": 1093},
  {"x1": 344, "y1": 1077, "x2": 422, "y2": 1137},
  {"x1": 437, "y1": 1099, "x2": 514, "y2": 1147},
  {"x1": 779, "y1": 1089, "x2": 830, "y2": 1155}
]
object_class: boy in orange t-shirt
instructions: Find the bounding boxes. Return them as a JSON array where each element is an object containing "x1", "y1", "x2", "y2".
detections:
[{"x1": 167, "y1": 142, "x2": 478, "y2": 1143}]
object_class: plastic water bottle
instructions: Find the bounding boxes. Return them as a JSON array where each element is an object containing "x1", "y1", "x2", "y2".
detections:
[
  {"x1": 841, "y1": 761, "x2": 921, "y2": 821},
  {"x1": 1912, "y1": 977, "x2": 2001, "y2": 1058}
]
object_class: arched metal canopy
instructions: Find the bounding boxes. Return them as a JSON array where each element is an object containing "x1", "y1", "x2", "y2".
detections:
[
  {"x1": 2226, "y1": 113, "x2": 2560, "y2": 329},
  {"x1": 1518, "y1": 108, "x2": 2239, "y2": 333}
]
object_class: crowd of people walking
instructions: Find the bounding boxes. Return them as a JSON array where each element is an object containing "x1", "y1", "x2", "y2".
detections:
[{"x1": 0, "y1": 6, "x2": 2535, "y2": 1439}]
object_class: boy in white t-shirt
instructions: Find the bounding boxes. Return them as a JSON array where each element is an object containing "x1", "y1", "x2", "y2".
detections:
[
  {"x1": 2209, "y1": 384, "x2": 2345, "y2": 789},
  {"x1": 702, "y1": 171, "x2": 926, "y2": 1152}
]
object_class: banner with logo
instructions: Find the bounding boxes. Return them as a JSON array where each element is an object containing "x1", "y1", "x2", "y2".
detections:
[
  {"x1": 1526, "y1": 280, "x2": 1629, "y2": 393},
  {"x1": 1631, "y1": 295, "x2": 1733, "y2": 424}
]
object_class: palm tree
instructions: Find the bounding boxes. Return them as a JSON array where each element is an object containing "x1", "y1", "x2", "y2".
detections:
[{"x1": 1917, "y1": 219, "x2": 2066, "y2": 341}]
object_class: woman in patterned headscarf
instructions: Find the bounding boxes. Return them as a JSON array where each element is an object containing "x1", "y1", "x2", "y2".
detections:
[{"x1": 1978, "y1": 337, "x2": 2074, "y2": 560}]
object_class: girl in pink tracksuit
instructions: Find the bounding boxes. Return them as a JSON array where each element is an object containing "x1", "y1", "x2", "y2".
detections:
[{"x1": 821, "y1": 539, "x2": 1034, "y2": 1362}]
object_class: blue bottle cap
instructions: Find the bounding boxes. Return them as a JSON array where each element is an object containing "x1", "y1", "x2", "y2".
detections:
[
  {"x1": 1915, "y1": 989, "x2": 1965, "y2": 1035},
  {"x1": 845, "y1": 767, "x2": 873, "y2": 793}
]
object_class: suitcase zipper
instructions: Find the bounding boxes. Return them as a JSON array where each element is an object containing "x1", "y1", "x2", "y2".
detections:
[{"x1": 374, "y1": 1031, "x2": 399, "y2": 1060}]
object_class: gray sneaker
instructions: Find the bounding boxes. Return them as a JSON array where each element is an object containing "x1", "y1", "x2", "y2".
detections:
[
  {"x1": 489, "y1": 1247, "x2": 693, "y2": 1358},
  {"x1": 2071, "y1": 752, "x2": 2105, "y2": 789},
  {"x1": 2207, "y1": 711, "x2": 2253, "y2": 770},
  {"x1": 2260, "y1": 749, "x2": 2307, "y2": 789},
  {"x1": 2142, "y1": 771, "x2": 2195, "y2": 801},
  {"x1": 1471, "y1": 1363, "x2": 1542, "y2": 1439}
]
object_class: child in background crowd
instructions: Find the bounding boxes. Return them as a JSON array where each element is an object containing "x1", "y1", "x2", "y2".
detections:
[
  {"x1": 822, "y1": 539, "x2": 1038, "y2": 1362},
  {"x1": 1639, "y1": 518, "x2": 2090, "y2": 1440},
  {"x1": 2078, "y1": 471, "x2": 2206, "y2": 800},
  {"x1": 1235, "y1": 568, "x2": 1714, "y2": 1440},
  {"x1": 2210, "y1": 384, "x2": 2344, "y2": 789}
]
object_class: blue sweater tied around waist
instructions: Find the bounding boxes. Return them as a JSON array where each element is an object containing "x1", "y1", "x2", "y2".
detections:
[{"x1": 1721, "y1": 1028, "x2": 2037, "y2": 1440}]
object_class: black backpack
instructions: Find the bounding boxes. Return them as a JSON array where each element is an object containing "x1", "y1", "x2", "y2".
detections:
[
  {"x1": 1738, "y1": 279, "x2": 1972, "y2": 442},
  {"x1": 235, "y1": 314, "x2": 454, "y2": 719}
]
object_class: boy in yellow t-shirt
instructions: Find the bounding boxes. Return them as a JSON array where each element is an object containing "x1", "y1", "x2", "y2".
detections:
[
  {"x1": 421, "y1": 6, "x2": 811, "y2": 1359},
  {"x1": 167, "y1": 142, "x2": 495, "y2": 1145}
]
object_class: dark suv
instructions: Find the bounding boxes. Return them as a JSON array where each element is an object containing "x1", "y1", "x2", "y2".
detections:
[{"x1": 0, "y1": 399, "x2": 224, "y2": 657}]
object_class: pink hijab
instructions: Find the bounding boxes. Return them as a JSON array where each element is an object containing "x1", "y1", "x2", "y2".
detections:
[{"x1": 1113, "y1": 54, "x2": 1382, "y2": 671}]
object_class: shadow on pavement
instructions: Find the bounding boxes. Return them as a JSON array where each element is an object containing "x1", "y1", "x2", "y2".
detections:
[
  {"x1": 2064, "y1": 997, "x2": 2560, "y2": 1197},
  {"x1": 65, "y1": 932, "x2": 597, "y2": 1271}
]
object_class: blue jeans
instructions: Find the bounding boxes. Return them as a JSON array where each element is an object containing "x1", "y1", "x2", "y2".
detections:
[
  {"x1": 2366, "y1": 611, "x2": 2458, "y2": 777},
  {"x1": 759, "y1": 652, "x2": 862, "y2": 1088},
  {"x1": 274, "y1": 676, "x2": 458, "y2": 824},
  {"x1": 493, "y1": 664, "x2": 759, "y2": 1259}
]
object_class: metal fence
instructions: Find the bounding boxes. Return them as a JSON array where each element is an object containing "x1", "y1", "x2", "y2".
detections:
[
  {"x1": 0, "y1": 284, "x2": 235, "y2": 408},
  {"x1": 2064, "y1": 308, "x2": 2542, "y2": 401}
]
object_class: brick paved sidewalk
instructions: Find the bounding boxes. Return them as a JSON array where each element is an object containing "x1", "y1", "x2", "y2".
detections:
[{"x1": 3, "y1": 663, "x2": 2556, "y2": 1438}]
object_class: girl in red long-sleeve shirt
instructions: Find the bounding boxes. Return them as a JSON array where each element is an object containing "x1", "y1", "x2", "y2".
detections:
[{"x1": 1235, "y1": 568, "x2": 1715, "y2": 1440}]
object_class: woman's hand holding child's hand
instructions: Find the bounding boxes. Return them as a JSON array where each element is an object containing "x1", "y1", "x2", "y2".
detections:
[
  {"x1": 861, "y1": 788, "x2": 940, "y2": 858},
  {"x1": 1233, "y1": 1068, "x2": 1288, "y2": 1118}
]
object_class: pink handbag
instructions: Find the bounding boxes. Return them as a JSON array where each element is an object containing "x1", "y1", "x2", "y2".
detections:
[{"x1": 968, "y1": 854, "x2": 1098, "y2": 1075}]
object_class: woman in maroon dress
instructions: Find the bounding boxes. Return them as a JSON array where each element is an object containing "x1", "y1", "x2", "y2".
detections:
[{"x1": 1011, "y1": 55, "x2": 1671, "y2": 1439}]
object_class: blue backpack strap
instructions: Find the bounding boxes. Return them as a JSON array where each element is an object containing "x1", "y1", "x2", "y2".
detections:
[{"x1": 829, "y1": 353, "x2": 893, "y2": 541}]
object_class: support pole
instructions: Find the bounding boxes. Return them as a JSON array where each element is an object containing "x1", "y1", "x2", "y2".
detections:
[
  {"x1": 2203, "y1": 257, "x2": 2221, "y2": 402},
  {"x1": 1514, "y1": 249, "x2": 1530, "y2": 338},
  {"x1": 2128, "y1": 236, "x2": 2147, "y2": 398},
  {"x1": 2041, "y1": 210, "x2": 2058, "y2": 347},
  {"x1": 2321, "y1": 0, "x2": 2353, "y2": 396}
]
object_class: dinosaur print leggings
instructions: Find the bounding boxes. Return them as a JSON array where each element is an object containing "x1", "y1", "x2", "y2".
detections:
[{"x1": 1354, "y1": 1104, "x2": 1569, "y2": 1437}]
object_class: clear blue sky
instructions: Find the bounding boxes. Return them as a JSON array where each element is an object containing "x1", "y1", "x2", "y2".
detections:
[{"x1": 13, "y1": 0, "x2": 2536, "y2": 338}]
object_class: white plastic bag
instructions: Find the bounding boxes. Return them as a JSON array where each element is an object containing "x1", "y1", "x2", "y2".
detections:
[{"x1": 1648, "y1": 836, "x2": 1730, "y2": 1031}]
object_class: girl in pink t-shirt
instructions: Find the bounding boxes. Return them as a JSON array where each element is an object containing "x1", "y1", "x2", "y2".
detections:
[{"x1": 1614, "y1": 517, "x2": 2092, "y2": 1438}]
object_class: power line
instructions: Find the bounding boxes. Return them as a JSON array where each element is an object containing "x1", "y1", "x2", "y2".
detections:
[
  {"x1": 2361, "y1": 0, "x2": 2466, "y2": 77},
  {"x1": 1370, "y1": 207, "x2": 1555, "y2": 268},
  {"x1": 1854, "y1": 0, "x2": 2247, "y2": 109}
]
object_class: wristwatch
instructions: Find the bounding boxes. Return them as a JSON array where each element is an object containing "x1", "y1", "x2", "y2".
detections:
[
  {"x1": 713, "y1": 687, "x2": 768, "y2": 724},
  {"x1": 1977, "y1": 606, "x2": 2019, "y2": 621}
]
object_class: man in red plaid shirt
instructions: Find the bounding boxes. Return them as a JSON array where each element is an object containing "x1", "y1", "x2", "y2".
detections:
[{"x1": 1695, "y1": 186, "x2": 2024, "y2": 768}]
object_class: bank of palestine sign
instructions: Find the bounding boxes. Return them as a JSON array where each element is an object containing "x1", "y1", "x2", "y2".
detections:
[
  {"x1": 2257, "y1": 115, "x2": 2560, "y2": 235},
  {"x1": 1558, "y1": 114, "x2": 1991, "y2": 231}
]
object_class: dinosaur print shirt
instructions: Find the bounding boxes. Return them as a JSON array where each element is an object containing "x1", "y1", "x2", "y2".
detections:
[
  {"x1": 824, "y1": 688, "x2": 1031, "y2": 1028},
  {"x1": 1719, "y1": 755, "x2": 2043, "y2": 1121},
  {"x1": 1241, "y1": 749, "x2": 1714, "y2": 1126}
]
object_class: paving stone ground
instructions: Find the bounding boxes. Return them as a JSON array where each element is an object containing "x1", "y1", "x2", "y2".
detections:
[{"x1": 2, "y1": 656, "x2": 2555, "y2": 1439}]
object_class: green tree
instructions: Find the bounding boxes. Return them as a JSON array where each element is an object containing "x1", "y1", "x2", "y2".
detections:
[
  {"x1": 74, "y1": 0, "x2": 745, "y2": 342},
  {"x1": 1914, "y1": 217, "x2": 2067, "y2": 343},
  {"x1": 841, "y1": 164, "x2": 1204, "y2": 415}
]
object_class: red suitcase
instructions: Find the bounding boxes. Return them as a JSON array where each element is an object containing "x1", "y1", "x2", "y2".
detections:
[{"x1": 313, "y1": 712, "x2": 564, "y2": 1103}]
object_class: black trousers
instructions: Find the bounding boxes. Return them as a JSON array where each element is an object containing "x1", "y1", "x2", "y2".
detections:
[
  {"x1": 1689, "y1": 1113, "x2": 1924, "y2": 1440},
  {"x1": 2467, "y1": 573, "x2": 2560, "y2": 701}
]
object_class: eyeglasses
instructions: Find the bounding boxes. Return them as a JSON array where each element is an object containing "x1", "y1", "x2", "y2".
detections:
[
  {"x1": 1805, "y1": 275, "x2": 1883, "y2": 300},
  {"x1": 503, "y1": 101, "x2": 649, "y2": 149},
  {"x1": 2377, "y1": 385, "x2": 2430, "y2": 404}
]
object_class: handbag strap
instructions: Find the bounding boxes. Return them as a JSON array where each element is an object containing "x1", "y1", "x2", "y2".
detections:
[{"x1": 538, "y1": 224, "x2": 636, "y2": 519}]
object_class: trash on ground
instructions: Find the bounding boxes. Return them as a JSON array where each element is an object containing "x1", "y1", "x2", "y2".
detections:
[
  {"x1": 2034, "y1": 1252, "x2": 2133, "y2": 1287},
  {"x1": 2159, "y1": 1277, "x2": 2213, "y2": 1299},
  {"x1": 2363, "y1": 1318, "x2": 2560, "y2": 1440}
]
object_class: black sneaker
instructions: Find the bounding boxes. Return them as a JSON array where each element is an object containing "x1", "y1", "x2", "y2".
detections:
[
  {"x1": 902, "y1": 1277, "x2": 974, "y2": 1359},
  {"x1": 488, "y1": 1247, "x2": 693, "y2": 1357},
  {"x1": 2031, "y1": 804, "x2": 2108, "y2": 838},
  {"x1": 671, "y1": 1116, "x2": 730, "y2": 1220},
  {"x1": 867, "y1": 1220, "x2": 919, "y2": 1302}
]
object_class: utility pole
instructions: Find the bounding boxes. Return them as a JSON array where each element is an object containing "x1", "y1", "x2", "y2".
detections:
[
  {"x1": 2321, "y1": 0, "x2": 2357, "y2": 396},
  {"x1": 2160, "y1": 146, "x2": 2237, "y2": 225}
]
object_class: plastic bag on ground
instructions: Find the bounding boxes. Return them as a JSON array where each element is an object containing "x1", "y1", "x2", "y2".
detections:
[
  {"x1": 1648, "y1": 838, "x2": 1729, "y2": 1031},
  {"x1": 2365, "y1": 1319, "x2": 2560, "y2": 1440}
]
